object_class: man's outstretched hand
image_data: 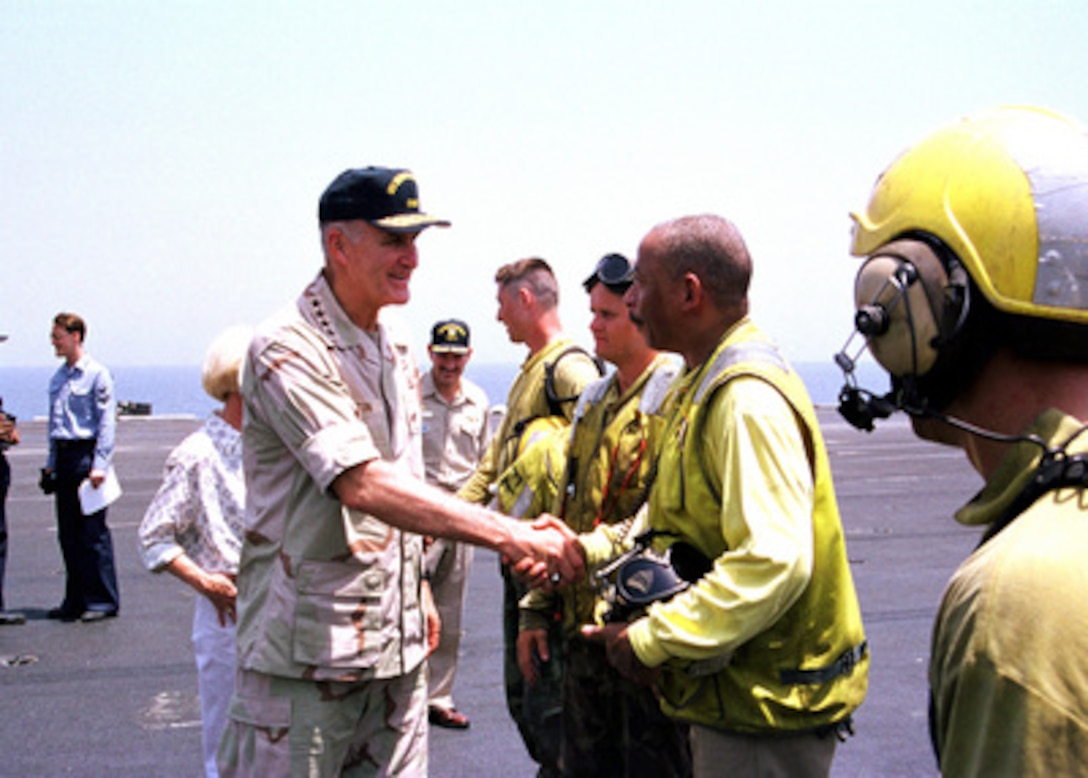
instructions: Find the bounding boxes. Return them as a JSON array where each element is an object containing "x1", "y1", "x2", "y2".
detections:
[{"x1": 505, "y1": 514, "x2": 585, "y2": 588}]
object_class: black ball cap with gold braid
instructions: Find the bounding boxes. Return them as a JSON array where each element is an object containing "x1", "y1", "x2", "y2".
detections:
[
  {"x1": 430, "y1": 319, "x2": 470, "y2": 353},
  {"x1": 319, "y1": 167, "x2": 451, "y2": 232}
]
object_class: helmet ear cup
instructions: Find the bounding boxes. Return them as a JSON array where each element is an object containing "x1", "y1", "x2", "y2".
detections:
[{"x1": 853, "y1": 239, "x2": 968, "y2": 378}]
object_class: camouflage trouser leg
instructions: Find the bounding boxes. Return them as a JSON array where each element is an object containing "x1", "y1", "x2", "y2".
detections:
[
  {"x1": 217, "y1": 663, "x2": 428, "y2": 777},
  {"x1": 560, "y1": 638, "x2": 692, "y2": 778},
  {"x1": 502, "y1": 564, "x2": 563, "y2": 776}
]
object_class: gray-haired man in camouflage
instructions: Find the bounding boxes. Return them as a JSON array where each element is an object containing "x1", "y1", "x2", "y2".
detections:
[{"x1": 217, "y1": 167, "x2": 584, "y2": 777}]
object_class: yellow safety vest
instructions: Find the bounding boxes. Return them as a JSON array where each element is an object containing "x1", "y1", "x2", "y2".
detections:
[{"x1": 649, "y1": 321, "x2": 868, "y2": 733}]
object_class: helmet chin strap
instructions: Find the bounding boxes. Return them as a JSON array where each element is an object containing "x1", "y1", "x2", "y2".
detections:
[
  {"x1": 897, "y1": 389, "x2": 1088, "y2": 525},
  {"x1": 905, "y1": 394, "x2": 1050, "y2": 455},
  {"x1": 836, "y1": 348, "x2": 1088, "y2": 545}
]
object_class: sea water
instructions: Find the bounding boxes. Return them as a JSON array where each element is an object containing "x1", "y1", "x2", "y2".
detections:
[
  {"x1": 0, "y1": 365, "x2": 220, "y2": 420},
  {"x1": 0, "y1": 360, "x2": 888, "y2": 421}
]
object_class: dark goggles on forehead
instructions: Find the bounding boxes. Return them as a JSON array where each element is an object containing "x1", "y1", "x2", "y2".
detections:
[{"x1": 584, "y1": 252, "x2": 634, "y2": 292}]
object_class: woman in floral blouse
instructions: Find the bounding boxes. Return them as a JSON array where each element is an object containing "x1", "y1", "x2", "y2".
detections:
[{"x1": 138, "y1": 326, "x2": 251, "y2": 778}]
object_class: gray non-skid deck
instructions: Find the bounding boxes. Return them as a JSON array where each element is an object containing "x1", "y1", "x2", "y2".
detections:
[{"x1": 0, "y1": 412, "x2": 980, "y2": 776}]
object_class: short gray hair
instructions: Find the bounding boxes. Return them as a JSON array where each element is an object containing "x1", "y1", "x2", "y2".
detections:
[{"x1": 652, "y1": 214, "x2": 751, "y2": 310}]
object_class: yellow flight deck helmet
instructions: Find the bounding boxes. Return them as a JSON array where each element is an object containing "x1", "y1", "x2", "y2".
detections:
[
  {"x1": 851, "y1": 105, "x2": 1088, "y2": 326},
  {"x1": 837, "y1": 106, "x2": 1088, "y2": 427}
]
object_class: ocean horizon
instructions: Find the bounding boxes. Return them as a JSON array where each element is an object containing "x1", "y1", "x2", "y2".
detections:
[{"x1": 0, "y1": 359, "x2": 889, "y2": 421}]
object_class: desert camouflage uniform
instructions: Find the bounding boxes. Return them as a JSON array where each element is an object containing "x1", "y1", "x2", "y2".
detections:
[{"x1": 218, "y1": 273, "x2": 428, "y2": 777}]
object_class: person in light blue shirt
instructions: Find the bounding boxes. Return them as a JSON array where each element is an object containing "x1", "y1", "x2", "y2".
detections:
[{"x1": 42, "y1": 312, "x2": 120, "y2": 622}]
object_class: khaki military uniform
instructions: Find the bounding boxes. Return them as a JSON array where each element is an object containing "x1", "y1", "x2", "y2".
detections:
[
  {"x1": 420, "y1": 370, "x2": 490, "y2": 714},
  {"x1": 219, "y1": 272, "x2": 428, "y2": 777}
]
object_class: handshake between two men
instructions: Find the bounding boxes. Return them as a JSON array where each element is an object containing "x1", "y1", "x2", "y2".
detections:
[
  {"x1": 503, "y1": 514, "x2": 586, "y2": 588},
  {"x1": 332, "y1": 459, "x2": 587, "y2": 587}
]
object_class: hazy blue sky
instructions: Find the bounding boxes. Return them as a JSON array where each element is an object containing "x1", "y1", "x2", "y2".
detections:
[{"x1": 3, "y1": 1, "x2": 1086, "y2": 368}]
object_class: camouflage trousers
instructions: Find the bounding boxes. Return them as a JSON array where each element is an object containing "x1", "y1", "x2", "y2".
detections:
[
  {"x1": 217, "y1": 663, "x2": 428, "y2": 777},
  {"x1": 503, "y1": 565, "x2": 564, "y2": 777},
  {"x1": 559, "y1": 638, "x2": 692, "y2": 778}
]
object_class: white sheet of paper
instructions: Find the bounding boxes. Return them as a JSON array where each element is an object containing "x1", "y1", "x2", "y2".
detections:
[{"x1": 78, "y1": 467, "x2": 122, "y2": 515}]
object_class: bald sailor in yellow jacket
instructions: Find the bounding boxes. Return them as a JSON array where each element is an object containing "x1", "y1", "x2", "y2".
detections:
[{"x1": 576, "y1": 216, "x2": 867, "y2": 778}]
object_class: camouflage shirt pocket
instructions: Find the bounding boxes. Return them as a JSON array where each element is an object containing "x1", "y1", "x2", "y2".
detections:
[{"x1": 293, "y1": 559, "x2": 385, "y2": 668}]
